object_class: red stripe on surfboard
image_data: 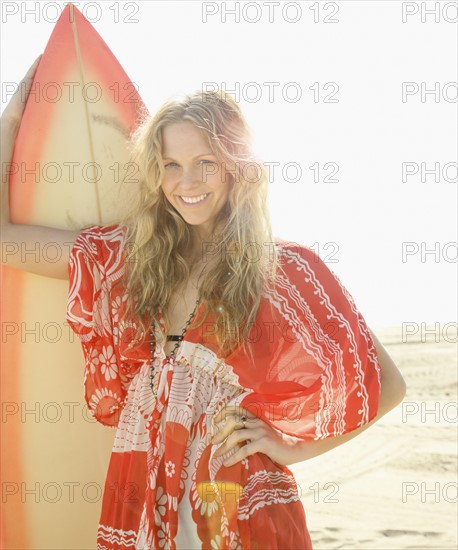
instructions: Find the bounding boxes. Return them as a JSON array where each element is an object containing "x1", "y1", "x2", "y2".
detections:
[
  {"x1": 67, "y1": 3, "x2": 143, "y2": 131},
  {"x1": 3, "y1": 3, "x2": 146, "y2": 547},
  {"x1": 0, "y1": 267, "x2": 28, "y2": 549},
  {"x1": 9, "y1": 2, "x2": 144, "y2": 224}
]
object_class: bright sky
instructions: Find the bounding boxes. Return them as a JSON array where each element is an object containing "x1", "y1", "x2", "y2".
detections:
[{"x1": 1, "y1": 1, "x2": 457, "y2": 329}]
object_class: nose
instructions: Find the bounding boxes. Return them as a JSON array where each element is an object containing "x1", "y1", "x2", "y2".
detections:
[{"x1": 180, "y1": 166, "x2": 203, "y2": 188}]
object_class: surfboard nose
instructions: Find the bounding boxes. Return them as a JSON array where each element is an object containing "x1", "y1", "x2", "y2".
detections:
[{"x1": 2, "y1": 5, "x2": 145, "y2": 548}]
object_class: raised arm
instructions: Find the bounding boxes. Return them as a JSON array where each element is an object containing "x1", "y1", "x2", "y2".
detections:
[{"x1": 0, "y1": 55, "x2": 80, "y2": 280}]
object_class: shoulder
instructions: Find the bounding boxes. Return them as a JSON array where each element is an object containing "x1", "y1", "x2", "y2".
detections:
[
  {"x1": 72, "y1": 223, "x2": 128, "y2": 276},
  {"x1": 76, "y1": 223, "x2": 127, "y2": 242},
  {"x1": 272, "y1": 236, "x2": 343, "y2": 289},
  {"x1": 75, "y1": 223, "x2": 127, "y2": 252},
  {"x1": 273, "y1": 237, "x2": 321, "y2": 265}
]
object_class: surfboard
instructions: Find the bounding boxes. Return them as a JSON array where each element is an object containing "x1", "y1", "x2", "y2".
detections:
[{"x1": 0, "y1": 3, "x2": 145, "y2": 547}]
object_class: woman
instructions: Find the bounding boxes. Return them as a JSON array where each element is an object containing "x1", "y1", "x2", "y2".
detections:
[{"x1": 1, "y1": 57, "x2": 407, "y2": 550}]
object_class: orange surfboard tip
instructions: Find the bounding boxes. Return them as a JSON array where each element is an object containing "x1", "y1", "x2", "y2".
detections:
[{"x1": 65, "y1": 2, "x2": 79, "y2": 17}]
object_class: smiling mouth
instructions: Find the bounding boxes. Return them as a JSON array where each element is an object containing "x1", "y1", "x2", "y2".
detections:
[{"x1": 177, "y1": 193, "x2": 210, "y2": 205}]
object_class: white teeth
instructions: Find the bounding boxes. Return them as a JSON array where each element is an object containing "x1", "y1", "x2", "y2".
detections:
[{"x1": 179, "y1": 193, "x2": 208, "y2": 204}]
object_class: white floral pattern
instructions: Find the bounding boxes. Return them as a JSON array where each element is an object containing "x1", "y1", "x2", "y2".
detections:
[
  {"x1": 154, "y1": 485, "x2": 168, "y2": 527},
  {"x1": 67, "y1": 224, "x2": 381, "y2": 550},
  {"x1": 157, "y1": 521, "x2": 172, "y2": 549},
  {"x1": 96, "y1": 345, "x2": 118, "y2": 381},
  {"x1": 165, "y1": 460, "x2": 175, "y2": 478}
]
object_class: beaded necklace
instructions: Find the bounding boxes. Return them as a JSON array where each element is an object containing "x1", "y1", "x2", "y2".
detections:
[{"x1": 149, "y1": 298, "x2": 201, "y2": 394}]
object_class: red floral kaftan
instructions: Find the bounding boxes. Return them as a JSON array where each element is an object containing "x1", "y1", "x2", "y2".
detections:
[{"x1": 66, "y1": 224, "x2": 382, "y2": 550}]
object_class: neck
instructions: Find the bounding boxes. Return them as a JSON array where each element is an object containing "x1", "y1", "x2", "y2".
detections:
[
  {"x1": 185, "y1": 246, "x2": 219, "y2": 281},
  {"x1": 188, "y1": 224, "x2": 219, "y2": 263}
]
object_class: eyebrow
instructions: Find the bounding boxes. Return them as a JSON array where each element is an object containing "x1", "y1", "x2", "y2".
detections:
[{"x1": 162, "y1": 153, "x2": 216, "y2": 161}]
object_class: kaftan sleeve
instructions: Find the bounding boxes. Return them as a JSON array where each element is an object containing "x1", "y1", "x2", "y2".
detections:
[
  {"x1": 238, "y1": 242, "x2": 382, "y2": 441},
  {"x1": 66, "y1": 223, "x2": 145, "y2": 428}
]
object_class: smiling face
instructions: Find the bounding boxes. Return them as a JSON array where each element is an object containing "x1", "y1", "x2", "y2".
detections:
[{"x1": 160, "y1": 120, "x2": 231, "y2": 241}]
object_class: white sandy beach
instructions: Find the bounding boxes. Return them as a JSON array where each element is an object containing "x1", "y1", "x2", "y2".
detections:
[{"x1": 289, "y1": 325, "x2": 458, "y2": 550}]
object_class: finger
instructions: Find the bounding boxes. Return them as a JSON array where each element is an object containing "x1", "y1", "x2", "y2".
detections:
[
  {"x1": 213, "y1": 427, "x2": 255, "y2": 457},
  {"x1": 26, "y1": 54, "x2": 42, "y2": 73},
  {"x1": 211, "y1": 415, "x2": 238, "y2": 444},
  {"x1": 213, "y1": 412, "x2": 261, "y2": 438},
  {"x1": 1, "y1": 56, "x2": 43, "y2": 125},
  {"x1": 212, "y1": 415, "x2": 254, "y2": 444},
  {"x1": 18, "y1": 55, "x2": 42, "y2": 90},
  {"x1": 223, "y1": 439, "x2": 261, "y2": 467},
  {"x1": 9, "y1": 58, "x2": 41, "y2": 106},
  {"x1": 214, "y1": 404, "x2": 257, "y2": 424},
  {"x1": 214, "y1": 404, "x2": 255, "y2": 423}
]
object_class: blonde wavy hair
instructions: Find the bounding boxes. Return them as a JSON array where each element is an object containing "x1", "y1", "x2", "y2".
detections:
[{"x1": 114, "y1": 89, "x2": 280, "y2": 360}]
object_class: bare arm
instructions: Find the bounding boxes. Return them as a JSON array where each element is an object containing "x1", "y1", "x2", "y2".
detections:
[
  {"x1": 1, "y1": 224, "x2": 80, "y2": 280},
  {"x1": 285, "y1": 327, "x2": 407, "y2": 464},
  {"x1": 1, "y1": 55, "x2": 80, "y2": 280},
  {"x1": 212, "y1": 326, "x2": 407, "y2": 468}
]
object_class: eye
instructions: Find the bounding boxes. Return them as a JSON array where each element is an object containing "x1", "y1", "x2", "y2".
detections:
[
  {"x1": 199, "y1": 159, "x2": 215, "y2": 165},
  {"x1": 164, "y1": 162, "x2": 179, "y2": 169}
]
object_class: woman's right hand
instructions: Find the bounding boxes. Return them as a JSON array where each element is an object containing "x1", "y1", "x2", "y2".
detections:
[
  {"x1": 1, "y1": 55, "x2": 43, "y2": 221},
  {"x1": 0, "y1": 53, "x2": 82, "y2": 280},
  {"x1": 1, "y1": 54, "x2": 42, "y2": 128}
]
